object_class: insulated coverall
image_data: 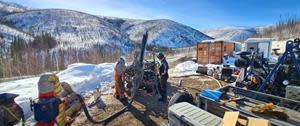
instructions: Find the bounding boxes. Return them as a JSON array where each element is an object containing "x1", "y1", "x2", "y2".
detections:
[{"x1": 114, "y1": 59, "x2": 126, "y2": 98}]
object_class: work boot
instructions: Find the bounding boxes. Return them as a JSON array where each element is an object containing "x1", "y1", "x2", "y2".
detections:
[
  {"x1": 118, "y1": 95, "x2": 128, "y2": 104},
  {"x1": 119, "y1": 95, "x2": 127, "y2": 100}
]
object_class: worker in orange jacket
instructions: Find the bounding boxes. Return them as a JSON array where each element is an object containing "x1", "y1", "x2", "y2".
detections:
[{"x1": 114, "y1": 57, "x2": 126, "y2": 100}]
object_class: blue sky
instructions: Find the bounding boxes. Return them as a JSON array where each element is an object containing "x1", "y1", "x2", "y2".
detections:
[{"x1": 6, "y1": 0, "x2": 300, "y2": 29}]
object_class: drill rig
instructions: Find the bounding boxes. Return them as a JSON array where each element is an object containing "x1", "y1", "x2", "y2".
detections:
[
  {"x1": 235, "y1": 38, "x2": 300, "y2": 98},
  {"x1": 29, "y1": 33, "x2": 148, "y2": 125}
]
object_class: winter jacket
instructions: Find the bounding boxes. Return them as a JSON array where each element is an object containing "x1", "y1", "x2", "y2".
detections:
[
  {"x1": 114, "y1": 59, "x2": 126, "y2": 82},
  {"x1": 159, "y1": 58, "x2": 169, "y2": 80}
]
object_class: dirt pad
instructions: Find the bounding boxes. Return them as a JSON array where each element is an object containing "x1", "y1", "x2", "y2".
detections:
[
  {"x1": 72, "y1": 75, "x2": 222, "y2": 126},
  {"x1": 72, "y1": 83, "x2": 179, "y2": 126},
  {"x1": 169, "y1": 75, "x2": 222, "y2": 95}
]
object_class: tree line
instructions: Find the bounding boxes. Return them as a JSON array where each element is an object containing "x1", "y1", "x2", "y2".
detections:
[
  {"x1": 0, "y1": 33, "x2": 121, "y2": 78},
  {"x1": 255, "y1": 15, "x2": 300, "y2": 40}
]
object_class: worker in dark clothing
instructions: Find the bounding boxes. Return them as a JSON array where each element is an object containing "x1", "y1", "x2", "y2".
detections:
[{"x1": 157, "y1": 52, "x2": 169, "y2": 102}]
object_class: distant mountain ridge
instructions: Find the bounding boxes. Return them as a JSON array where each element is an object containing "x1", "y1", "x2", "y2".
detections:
[
  {"x1": 0, "y1": 1, "x2": 213, "y2": 52},
  {"x1": 202, "y1": 26, "x2": 257, "y2": 41},
  {"x1": 0, "y1": 1, "x2": 30, "y2": 16}
]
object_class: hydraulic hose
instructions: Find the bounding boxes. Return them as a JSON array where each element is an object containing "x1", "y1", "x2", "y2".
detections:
[
  {"x1": 75, "y1": 69, "x2": 143, "y2": 124},
  {"x1": 61, "y1": 72, "x2": 138, "y2": 124},
  {"x1": 76, "y1": 93, "x2": 134, "y2": 124},
  {"x1": 61, "y1": 32, "x2": 147, "y2": 124}
]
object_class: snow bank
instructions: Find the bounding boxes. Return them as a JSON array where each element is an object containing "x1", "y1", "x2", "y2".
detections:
[
  {"x1": 170, "y1": 61, "x2": 199, "y2": 77},
  {"x1": 205, "y1": 64, "x2": 223, "y2": 70},
  {"x1": 170, "y1": 60, "x2": 237, "y2": 77},
  {"x1": 0, "y1": 63, "x2": 114, "y2": 118},
  {"x1": 57, "y1": 63, "x2": 114, "y2": 94}
]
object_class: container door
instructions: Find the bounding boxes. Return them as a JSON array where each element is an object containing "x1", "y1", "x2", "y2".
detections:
[
  {"x1": 246, "y1": 43, "x2": 258, "y2": 52},
  {"x1": 209, "y1": 42, "x2": 222, "y2": 64},
  {"x1": 258, "y1": 42, "x2": 270, "y2": 58},
  {"x1": 197, "y1": 43, "x2": 209, "y2": 64}
]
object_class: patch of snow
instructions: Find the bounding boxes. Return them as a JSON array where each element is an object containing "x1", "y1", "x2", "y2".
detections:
[
  {"x1": 170, "y1": 61, "x2": 199, "y2": 77},
  {"x1": 170, "y1": 59, "x2": 238, "y2": 78},
  {"x1": 57, "y1": 63, "x2": 114, "y2": 94},
  {"x1": 205, "y1": 64, "x2": 224, "y2": 70},
  {"x1": 0, "y1": 62, "x2": 115, "y2": 119}
]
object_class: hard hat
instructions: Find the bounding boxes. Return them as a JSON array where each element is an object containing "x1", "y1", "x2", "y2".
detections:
[
  {"x1": 157, "y1": 52, "x2": 164, "y2": 59},
  {"x1": 38, "y1": 74, "x2": 58, "y2": 94},
  {"x1": 118, "y1": 57, "x2": 125, "y2": 65}
]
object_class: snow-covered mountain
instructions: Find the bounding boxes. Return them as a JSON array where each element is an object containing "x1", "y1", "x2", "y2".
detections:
[
  {"x1": 103, "y1": 17, "x2": 212, "y2": 48},
  {"x1": 1, "y1": 9, "x2": 134, "y2": 51},
  {"x1": 202, "y1": 26, "x2": 257, "y2": 41},
  {"x1": 0, "y1": 1, "x2": 30, "y2": 16},
  {"x1": 0, "y1": 0, "x2": 212, "y2": 51}
]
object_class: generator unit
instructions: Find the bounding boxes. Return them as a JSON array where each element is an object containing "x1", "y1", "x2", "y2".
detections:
[{"x1": 244, "y1": 38, "x2": 272, "y2": 59}]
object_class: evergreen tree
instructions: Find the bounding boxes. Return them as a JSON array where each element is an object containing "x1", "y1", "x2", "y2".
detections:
[
  {"x1": 10, "y1": 36, "x2": 26, "y2": 61},
  {"x1": 30, "y1": 32, "x2": 57, "y2": 51}
]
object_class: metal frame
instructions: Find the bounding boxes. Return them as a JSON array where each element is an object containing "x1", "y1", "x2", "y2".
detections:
[
  {"x1": 258, "y1": 40, "x2": 300, "y2": 92},
  {"x1": 197, "y1": 85, "x2": 300, "y2": 126}
]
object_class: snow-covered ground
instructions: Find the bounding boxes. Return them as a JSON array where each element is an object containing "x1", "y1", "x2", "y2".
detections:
[
  {"x1": 170, "y1": 61, "x2": 199, "y2": 77},
  {"x1": 0, "y1": 63, "x2": 115, "y2": 119},
  {"x1": 170, "y1": 60, "x2": 237, "y2": 77}
]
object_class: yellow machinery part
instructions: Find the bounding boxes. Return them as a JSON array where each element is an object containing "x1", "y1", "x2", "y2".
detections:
[
  {"x1": 65, "y1": 102, "x2": 82, "y2": 116},
  {"x1": 54, "y1": 81, "x2": 83, "y2": 125},
  {"x1": 53, "y1": 81, "x2": 67, "y2": 126},
  {"x1": 251, "y1": 76, "x2": 257, "y2": 84},
  {"x1": 55, "y1": 113, "x2": 65, "y2": 126}
]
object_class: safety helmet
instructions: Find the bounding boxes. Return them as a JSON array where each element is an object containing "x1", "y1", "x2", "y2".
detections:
[
  {"x1": 157, "y1": 52, "x2": 164, "y2": 59},
  {"x1": 38, "y1": 74, "x2": 59, "y2": 95},
  {"x1": 118, "y1": 57, "x2": 125, "y2": 65}
]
